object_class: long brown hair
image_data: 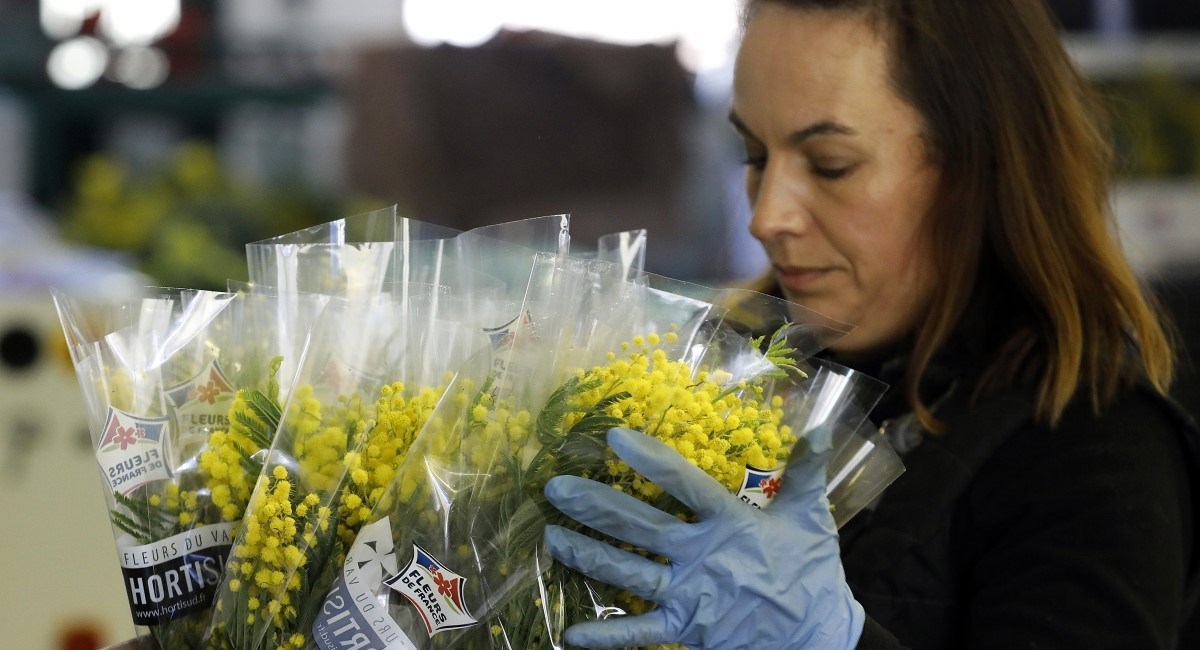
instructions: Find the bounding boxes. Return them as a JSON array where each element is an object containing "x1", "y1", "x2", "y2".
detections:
[{"x1": 744, "y1": 0, "x2": 1175, "y2": 427}]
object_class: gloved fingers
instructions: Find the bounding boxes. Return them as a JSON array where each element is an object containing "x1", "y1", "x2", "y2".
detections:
[
  {"x1": 544, "y1": 525, "x2": 673, "y2": 602},
  {"x1": 772, "y1": 423, "x2": 834, "y2": 516},
  {"x1": 544, "y1": 475, "x2": 686, "y2": 557},
  {"x1": 607, "y1": 427, "x2": 734, "y2": 520},
  {"x1": 564, "y1": 609, "x2": 674, "y2": 649}
]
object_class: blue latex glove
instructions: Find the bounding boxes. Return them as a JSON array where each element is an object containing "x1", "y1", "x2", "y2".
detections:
[{"x1": 543, "y1": 427, "x2": 864, "y2": 649}]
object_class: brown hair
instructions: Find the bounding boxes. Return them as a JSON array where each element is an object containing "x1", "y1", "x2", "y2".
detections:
[{"x1": 744, "y1": 0, "x2": 1175, "y2": 428}]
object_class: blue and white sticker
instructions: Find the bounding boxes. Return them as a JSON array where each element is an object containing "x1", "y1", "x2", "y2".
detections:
[
  {"x1": 384, "y1": 544, "x2": 477, "y2": 637},
  {"x1": 482, "y1": 310, "x2": 535, "y2": 398},
  {"x1": 97, "y1": 407, "x2": 172, "y2": 495},
  {"x1": 736, "y1": 464, "x2": 785, "y2": 509},
  {"x1": 313, "y1": 517, "x2": 416, "y2": 650}
]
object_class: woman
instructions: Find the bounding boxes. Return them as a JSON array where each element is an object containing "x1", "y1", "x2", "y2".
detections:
[{"x1": 541, "y1": 0, "x2": 1200, "y2": 648}]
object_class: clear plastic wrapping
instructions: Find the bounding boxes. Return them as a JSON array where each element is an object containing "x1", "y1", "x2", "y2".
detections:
[
  {"x1": 307, "y1": 254, "x2": 902, "y2": 650},
  {"x1": 203, "y1": 287, "x2": 481, "y2": 649},
  {"x1": 203, "y1": 215, "x2": 576, "y2": 649},
  {"x1": 53, "y1": 288, "x2": 303, "y2": 648},
  {"x1": 55, "y1": 212, "x2": 907, "y2": 650}
]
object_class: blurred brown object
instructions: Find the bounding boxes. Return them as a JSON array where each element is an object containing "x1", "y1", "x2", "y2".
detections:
[
  {"x1": 345, "y1": 30, "x2": 696, "y2": 249},
  {"x1": 58, "y1": 624, "x2": 103, "y2": 650}
]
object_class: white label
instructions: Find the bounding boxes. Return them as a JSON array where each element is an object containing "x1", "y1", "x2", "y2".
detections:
[
  {"x1": 97, "y1": 407, "x2": 172, "y2": 495},
  {"x1": 117, "y1": 522, "x2": 237, "y2": 569},
  {"x1": 313, "y1": 517, "x2": 417, "y2": 650}
]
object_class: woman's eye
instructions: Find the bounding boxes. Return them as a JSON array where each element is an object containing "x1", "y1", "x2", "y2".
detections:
[{"x1": 812, "y1": 163, "x2": 856, "y2": 180}]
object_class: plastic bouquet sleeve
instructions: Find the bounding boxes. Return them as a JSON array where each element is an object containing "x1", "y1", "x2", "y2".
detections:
[
  {"x1": 303, "y1": 251, "x2": 896, "y2": 650},
  {"x1": 471, "y1": 278, "x2": 899, "y2": 650},
  {"x1": 203, "y1": 274, "x2": 483, "y2": 649},
  {"x1": 226, "y1": 280, "x2": 331, "y2": 399},
  {"x1": 52, "y1": 288, "x2": 302, "y2": 648},
  {"x1": 304, "y1": 251, "x2": 640, "y2": 650},
  {"x1": 255, "y1": 215, "x2": 578, "y2": 650}
]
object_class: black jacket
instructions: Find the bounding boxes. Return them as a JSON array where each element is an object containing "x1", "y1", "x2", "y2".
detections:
[{"x1": 843, "y1": 376, "x2": 1200, "y2": 649}]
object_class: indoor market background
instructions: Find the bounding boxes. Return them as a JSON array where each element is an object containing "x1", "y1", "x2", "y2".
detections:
[{"x1": 0, "y1": 1, "x2": 1198, "y2": 647}]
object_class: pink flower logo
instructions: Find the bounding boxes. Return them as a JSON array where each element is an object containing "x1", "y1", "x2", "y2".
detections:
[
  {"x1": 190, "y1": 381, "x2": 220, "y2": 405},
  {"x1": 431, "y1": 567, "x2": 454, "y2": 598},
  {"x1": 113, "y1": 425, "x2": 144, "y2": 451},
  {"x1": 759, "y1": 476, "x2": 782, "y2": 499}
]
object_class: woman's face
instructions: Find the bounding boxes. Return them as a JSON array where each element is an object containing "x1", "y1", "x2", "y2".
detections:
[{"x1": 733, "y1": 5, "x2": 941, "y2": 355}]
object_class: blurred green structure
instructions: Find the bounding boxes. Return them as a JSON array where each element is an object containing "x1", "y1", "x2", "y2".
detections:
[{"x1": 58, "y1": 140, "x2": 381, "y2": 290}]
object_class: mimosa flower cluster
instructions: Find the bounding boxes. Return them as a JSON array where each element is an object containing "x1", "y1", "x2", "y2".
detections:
[
  {"x1": 198, "y1": 390, "x2": 280, "y2": 524},
  {"x1": 208, "y1": 465, "x2": 323, "y2": 650},
  {"x1": 205, "y1": 379, "x2": 447, "y2": 649},
  {"x1": 564, "y1": 331, "x2": 795, "y2": 499},
  {"x1": 336, "y1": 381, "x2": 445, "y2": 545},
  {"x1": 482, "y1": 327, "x2": 803, "y2": 649}
]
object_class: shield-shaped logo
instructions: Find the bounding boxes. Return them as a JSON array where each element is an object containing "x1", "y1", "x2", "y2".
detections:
[
  {"x1": 482, "y1": 310, "x2": 537, "y2": 398},
  {"x1": 384, "y1": 544, "x2": 476, "y2": 637},
  {"x1": 166, "y1": 360, "x2": 235, "y2": 460},
  {"x1": 98, "y1": 407, "x2": 172, "y2": 495},
  {"x1": 166, "y1": 360, "x2": 234, "y2": 409},
  {"x1": 736, "y1": 464, "x2": 785, "y2": 509},
  {"x1": 483, "y1": 310, "x2": 535, "y2": 349}
]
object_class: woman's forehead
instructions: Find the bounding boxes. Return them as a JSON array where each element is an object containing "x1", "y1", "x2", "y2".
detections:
[{"x1": 733, "y1": 7, "x2": 904, "y2": 138}]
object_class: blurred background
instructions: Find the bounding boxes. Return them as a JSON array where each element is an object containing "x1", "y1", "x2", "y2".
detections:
[{"x1": 0, "y1": 1, "x2": 1197, "y2": 647}]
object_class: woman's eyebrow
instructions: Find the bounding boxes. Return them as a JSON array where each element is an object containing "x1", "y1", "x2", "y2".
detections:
[
  {"x1": 728, "y1": 111, "x2": 856, "y2": 143},
  {"x1": 788, "y1": 120, "x2": 857, "y2": 143}
]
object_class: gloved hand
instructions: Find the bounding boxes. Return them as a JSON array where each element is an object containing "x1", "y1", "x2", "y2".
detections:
[{"x1": 543, "y1": 426, "x2": 864, "y2": 649}]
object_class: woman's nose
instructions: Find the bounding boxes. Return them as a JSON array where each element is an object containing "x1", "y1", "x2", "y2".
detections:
[{"x1": 747, "y1": 166, "x2": 811, "y2": 242}]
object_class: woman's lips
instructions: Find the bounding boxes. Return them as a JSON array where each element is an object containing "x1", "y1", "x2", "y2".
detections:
[{"x1": 775, "y1": 265, "x2": 831, "y2": 292}]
